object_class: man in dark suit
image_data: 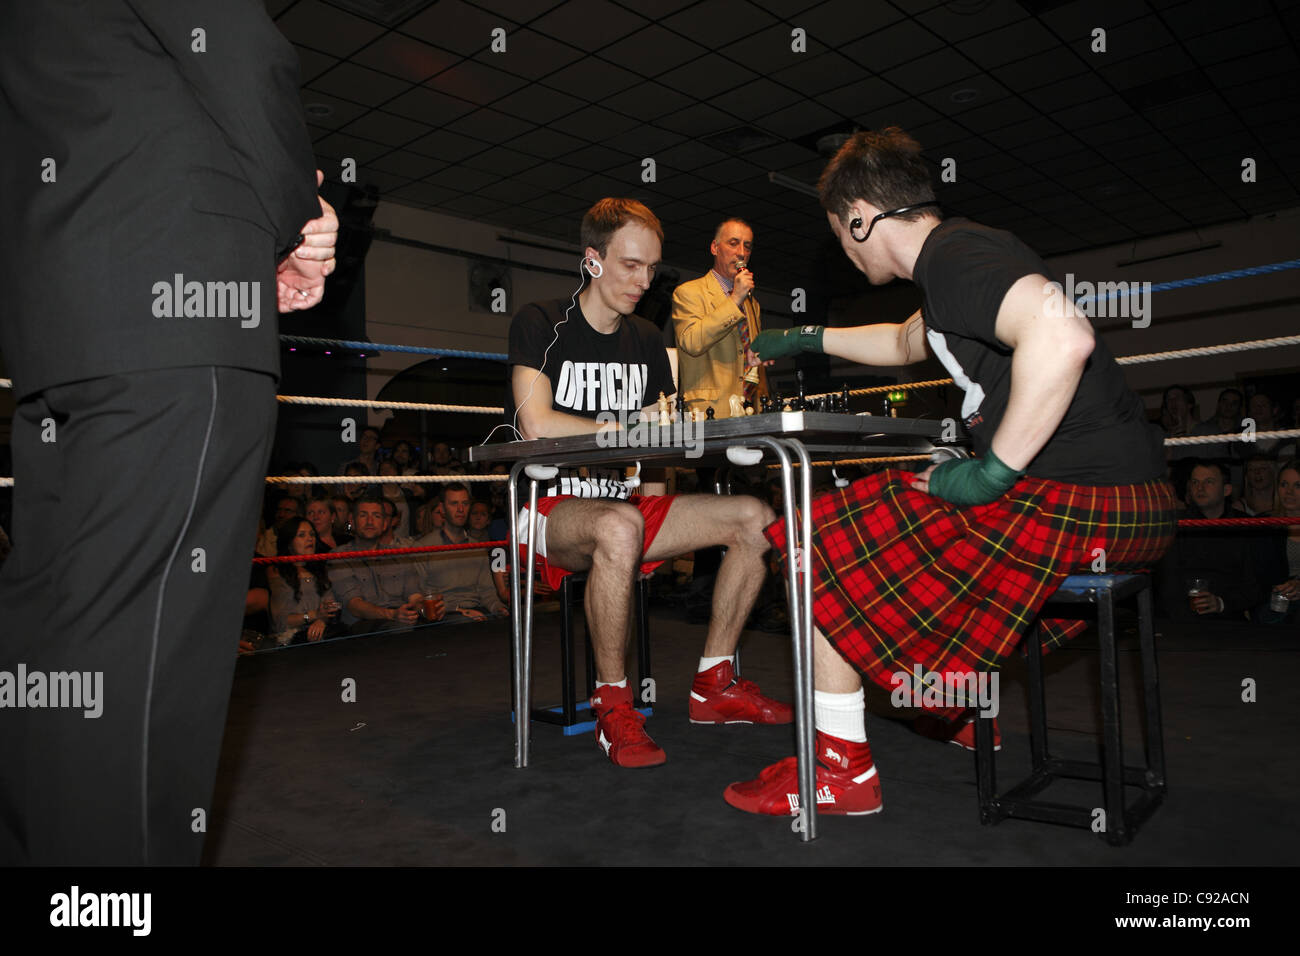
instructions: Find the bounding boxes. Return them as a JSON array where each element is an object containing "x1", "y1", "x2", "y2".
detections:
[{"x1": 0, "y1": 0, "x2": 336, "y2": 864}]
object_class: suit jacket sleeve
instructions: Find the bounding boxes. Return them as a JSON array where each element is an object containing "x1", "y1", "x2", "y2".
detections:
[
  {"x1": 672, "y1": 279, "x2": 745, "y2": 356},
  {"x1": 125, "y1": 0, "x2": 319, "y2": 255}
]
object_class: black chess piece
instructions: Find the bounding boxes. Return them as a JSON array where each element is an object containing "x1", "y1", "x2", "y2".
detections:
[
  {"x1": 796, "y1": 369, "x2": 806, "y2": 411},
  {"x1": 743, "y1": 399, "x2": 754, "y2": 415},
  {"x1": 841, "y1": 385, "x2": 850, "y2": 411},
  {"x1": 705, "y1": 406, "x2": 715, "y2": 421},
  {"x1": 760, "y1": 396, "x2": 771, "y2": 414},
  {"x1": 675, "y1": 394, "x2": 686, "y2": 422}
]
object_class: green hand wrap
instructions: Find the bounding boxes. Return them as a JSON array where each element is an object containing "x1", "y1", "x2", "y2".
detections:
[
  {"x1": 750, "y1": 325, "x2": 824, "y2": 361},
  {"x1": 926, "y1": 449, "x2": 1024, "y2": 507}
]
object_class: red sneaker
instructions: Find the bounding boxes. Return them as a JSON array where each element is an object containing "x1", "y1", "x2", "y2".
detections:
[
  {"x1": 948, "y1": 715, "x2": 1001, "y2": 752},
  {"x1": 723, "y1": 731, "x2": 883, "y2": 816},
  {"x1": 590, "y1": 683, "x2": 666, "y2": 768},
  {"x1": 689, "y1": 661, "x2": 793, "y2": 724}
]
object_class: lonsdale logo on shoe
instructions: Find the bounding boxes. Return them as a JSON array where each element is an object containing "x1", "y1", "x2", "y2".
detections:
[
  {"x1": 824, "y1": 745, "x2": 844, "y2": 766},
  {"x1": 786, "y1": 785, "x2": 837, "y2": 813}
]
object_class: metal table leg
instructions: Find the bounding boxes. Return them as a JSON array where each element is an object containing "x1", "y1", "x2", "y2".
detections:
[
  {"x1": 507, "y1": 463, "x2": 525, "y2": 767},
  {"x1": 750, "y1": 437, "x2": 814, "y2": 841},
  {"x1": 781, "y1": 438, "x2": 817, "y2": 841}
]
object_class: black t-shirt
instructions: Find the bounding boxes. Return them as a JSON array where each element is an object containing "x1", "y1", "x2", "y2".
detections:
[
  {"x1": 506, "y1": 298, "x2": 676, "y2": 498},
  {"x1": 913, "y1": 218, "x2": 1165, "y2": 485}
]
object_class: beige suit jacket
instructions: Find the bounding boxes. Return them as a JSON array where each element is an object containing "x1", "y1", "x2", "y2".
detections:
[{"x1": 671, "y1": 271, "x2": 767, "y2": 419}]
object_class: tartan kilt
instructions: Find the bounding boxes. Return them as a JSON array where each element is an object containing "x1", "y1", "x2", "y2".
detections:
[{"x1": 764, "y1": 469, "x2": 1178, "y2": 720}]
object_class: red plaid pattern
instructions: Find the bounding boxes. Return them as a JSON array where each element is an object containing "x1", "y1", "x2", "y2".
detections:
[{"x1": 765, "y1": 469, "x2": 1178, "y2": 721}]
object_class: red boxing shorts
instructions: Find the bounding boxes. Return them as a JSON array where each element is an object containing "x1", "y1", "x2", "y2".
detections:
[{"x1": 517, "y1": 494, "x2": 678, "y2": 591}]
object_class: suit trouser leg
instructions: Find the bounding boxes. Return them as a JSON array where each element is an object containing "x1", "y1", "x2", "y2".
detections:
[{"x1": 0, "y1": 366, "x2": 276, "y2": 865}]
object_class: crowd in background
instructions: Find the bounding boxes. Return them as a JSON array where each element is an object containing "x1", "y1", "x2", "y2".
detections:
[{"x1": 1155, "y1": 386, "x2": 1300, "y2": 625}]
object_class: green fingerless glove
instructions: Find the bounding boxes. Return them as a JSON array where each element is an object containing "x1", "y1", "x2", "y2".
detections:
[
  {"x1": 751, "y1": 325, "x2": 824, "y2": 361},
  {"x1": 926, "y1": 449, "x2": 1025, "y2": 507}
]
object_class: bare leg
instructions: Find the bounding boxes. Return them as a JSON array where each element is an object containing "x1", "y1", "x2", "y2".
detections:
[
  {"x1": 542, "y1": 499, "x2": 644, "y2": 684},
  {"x1": 815, "y1": 627, "x2": 862, "y2": 693},
  {"x1": 643, "y1": 494, "x2": 774, "y2": 657}
]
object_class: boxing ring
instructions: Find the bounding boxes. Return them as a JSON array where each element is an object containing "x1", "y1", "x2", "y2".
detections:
[{"x1": 1, "y1": 256, "x2": 1299, "y2": 844}]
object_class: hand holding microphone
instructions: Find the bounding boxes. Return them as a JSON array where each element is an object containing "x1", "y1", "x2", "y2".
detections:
[{"x1": 731, "y1": 258, "x2": 754, "y2": 304}]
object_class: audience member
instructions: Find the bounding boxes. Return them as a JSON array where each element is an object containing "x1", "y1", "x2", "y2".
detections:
[
  {"x1": 266, "y1": 518, "x2": 343, "y2": 644},
  {"x1": 1237, "y1": 456, "x2": 1276, "y2": 516},
  {"x1": 306, "y1": 495, "x2": 350, "y2": 550},
  {"x1": 1156, "y1": 460, "x2": 1273, "y2": 621},
  {"x1": 1189, "y1": 387, "x2": 1243, "y2": 462},
  {"x1": 342, "y1": 462, "x2": 372, "y2": 504},
  {"x1": 341, "y1": 426, "x2": 382, "y2": 475},
  {"x1": 467, "y1": 500, "x2": 492, "y2": 543},
  {"x1": 1256, "y1": 460, "x2": 1300, "y2": 625},
  {"x1": 378, "y1": 460, "x2": 412, "y2": 538},
  {"x1": 330, "y1": 495, "x2": 353, "y2": 538},
  {"x1": 1160, "y1": 385, "x2": 1200, "y2": 462},
  {"x1": 331, "y1": 494, "x2": 440, "y2": 633}
]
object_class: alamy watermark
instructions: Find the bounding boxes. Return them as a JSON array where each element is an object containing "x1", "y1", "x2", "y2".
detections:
[
  {"x1": 1043, "y1": 274, "x2": 1152, "y2": 328},
  {"x1": 595, "y1": 409, "x2": 704, "y2": 459},
  {"x1": 0, "y1": 664, "x2": 103, "y2": 718},
  {"x1": 151, "y1": 273, "x2": 261, "y2": 328},
  {"x1": 890, "y1": 665, "x2": 999, "y2": 718}
]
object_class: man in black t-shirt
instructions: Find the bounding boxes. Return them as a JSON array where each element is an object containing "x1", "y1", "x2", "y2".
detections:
[
  {"x1": 506, "y1": 198, "x2": 791, "y2": 770},
  {"x1": 733, "y1": 127, "x2": 1178, "y2": 819}
]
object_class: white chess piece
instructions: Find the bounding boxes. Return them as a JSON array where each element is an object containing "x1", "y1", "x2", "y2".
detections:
[
  {"x1": 728, "y1": 394, "x2": 745, "y2": 418},
  {"x1": 658, "y1": 391, "x2": 671, "y2": 427}
]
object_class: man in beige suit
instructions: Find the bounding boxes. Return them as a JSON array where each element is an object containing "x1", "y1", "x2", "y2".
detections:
[{"x1": 672, "y1": 219, "x2": 767, "y2": 418}]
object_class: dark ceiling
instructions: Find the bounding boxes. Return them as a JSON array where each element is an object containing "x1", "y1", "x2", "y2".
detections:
[{"x1": 270, "y1": 0, "x2": 1300, "y2": 298}]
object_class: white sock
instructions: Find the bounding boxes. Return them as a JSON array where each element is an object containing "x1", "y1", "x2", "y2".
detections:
[
  {"x1": 698, "y1": 655, "x2": 733, "y2": 674},
  {"x1": 596, "y1": 677, "x2": 627, "y2": 689},
  {"x1": 814, "y1": 689, "x2": 866, "y2": 742}
]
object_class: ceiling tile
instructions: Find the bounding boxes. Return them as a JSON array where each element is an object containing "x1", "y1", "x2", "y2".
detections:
[
  {"x1": 541, "y1": 57, "x2": 645, "y2": 98},
  {"x1": 407, "y1": 128, "x2": 493, "y2": 162},
  {"x1": 340, "y1": 110, "x2": 431, "y2": 147},
  {"x1": 550, "y1": 104, "x2": 642, "y2": 138},
  {"x1": 770, "y1": 51, "x2": 864, "y2": 97},
  {"x1": 428, "y1": 59, "x2": 529, "y2": 105},
  {"x1": 275, "y1": 0, "x2": 386, "y2": 57},
  {"x1": 661, "y1": 0, "x2": 779, "y2": 46},
  {"x1": 401, "y1": 1, "x2": 522, "y2": 55},
  {"x1": 529, "y1": 0, "x2": 649, "y2": 47},
  {"x1": 491, "y1": 84, "x2": 587, "y2": 124},
  {"x1": 384, "y1": 85, "x2": 477, "y2": 124},
  {"x1": 659, "y1": 58, "x2": 760, "y2": 100},
  {"x1": 598, "y1": 26, "x2": 710, "y2": 77},
  {"x1": 350, "y1": 33, "x2": 461, "y2": 83},
  {"x1": 840, "y1": 19, "x2": 945, "y2": 73},
  {"x1": 602, "y1": 81, "x2": 697, "y2": 121},
  {"x1": 915, "y1": 0, "x2": 1027, "y2": 43},
  {"x1": 310, "y1": 62, "x2": 413, "y2": 105},
  {"x1": 468, "y1": 28, "x2": 585, "y2": 79},
  {"x1": 444, "y1": 108, "x2": 537, "y2": 142},
  {"x1": 958, "y1": 18, "x2": 1059, "y2": 70}
]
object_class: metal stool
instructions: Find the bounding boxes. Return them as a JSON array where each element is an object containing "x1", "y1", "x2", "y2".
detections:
[
  {"x1": 974, "y1": 573, "x2": 1165, "y2": 846},
  {"x1": 527, "y1": 573, "x2": 653, "y2": 734}
]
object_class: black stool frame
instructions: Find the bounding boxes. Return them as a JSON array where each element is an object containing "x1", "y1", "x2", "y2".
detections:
[{"x1": 974, "y1": 574, "x2": 1165, "y2": 846}]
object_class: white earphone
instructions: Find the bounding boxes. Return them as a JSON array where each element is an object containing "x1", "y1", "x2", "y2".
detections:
[
  {"x1": 583, "y1": 256, "x2": 603, "y2": 278},
  {"x1": 625, "y1": 461, "x2": 641, "y2": 489}
]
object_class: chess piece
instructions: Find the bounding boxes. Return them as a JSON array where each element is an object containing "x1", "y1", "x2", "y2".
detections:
[
  {"x1": 796, "y1": 369, "x2": 806, "y2": 412},
  {"x1": 728, "y1": 394, "x2": 745, "y2": 418},
  {"x1": 675, "y1": 394, "x2": 686, "y2": 424},
  {"x1": 760, "y1": 396, "x2": 771, "y2": 414},
  {"x1": 744, "y1": 403, "x2": 755, "y2": 415},
  {"x1": 841, "y1": 385, "x2": 851, "y2": 411},
  {"x1": 658, "y1": 391, "x2": 671, "y2": 427},
  {"x1": 705, "y1": 406, "x2": 715, "y2": 421}
]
